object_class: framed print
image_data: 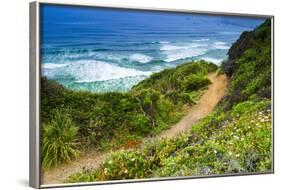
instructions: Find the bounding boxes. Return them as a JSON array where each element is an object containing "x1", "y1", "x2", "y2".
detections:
[{"x1": 29, "y1": 1, "x2": 274, "y2": 188}]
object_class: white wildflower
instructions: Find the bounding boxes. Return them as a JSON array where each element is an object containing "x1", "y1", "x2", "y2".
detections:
[
  {"x1": 236, "y1": 154, "x2": 240, "y2": 157},
  {"x1": 214, "y1": 150, "x2": 217, "y2": 154},
  {"x1": 228, "y1": 152, "x2": 233, "y2": 156},
  {"x1": 124, "y1": 169, "x2": 128, "y2": 174}
]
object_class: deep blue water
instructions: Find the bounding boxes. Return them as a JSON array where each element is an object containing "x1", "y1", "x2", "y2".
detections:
[{"x1": 40, "y1": 4, "x2": 265, "y2": 92}]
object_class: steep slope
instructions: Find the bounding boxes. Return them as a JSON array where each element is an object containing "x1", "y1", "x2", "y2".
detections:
[
  {"x1": 221, "y1": 19, "x2": 271, "y2": 109},
  {"x1": 68, "y1": 19, "x2": 272, "y2": 182}
]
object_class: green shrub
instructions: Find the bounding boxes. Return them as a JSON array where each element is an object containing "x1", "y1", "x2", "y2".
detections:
[
  {"x1": 129, "y1": 114, "x2": 151, "y2": 134},
  {"x1": 67, "y1": 99, "x2": 272, "y2": 181},
  {"x1": 68, "y1": 150, "x2": 152, "y2": 182},
  {"x1": 231, "y1": 100, "x2": 270, "y2": 117},
  {"x1": 183, "y1": 74, "x2": 211, "y2": 91},
  {"x1": 41, "y1": 110, "x2": 80, "y2": 169},
  {"x1": 100, "y1": 150, "x2": 151, "y2": 180},
  {"x1": 132, "y1": 61, "x2": 216, "y2": 104}
]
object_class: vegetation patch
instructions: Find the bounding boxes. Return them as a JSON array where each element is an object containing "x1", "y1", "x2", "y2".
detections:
[
  {"x1": 67, "y1": 100, "x2": 271, "y2": 182},
  {"x1": 41, "y1": 61, "x2": 217, "y2": 167},
  {"x1": 41, "y1": 111, "x2": 80, "y2": 169},
  {"x1": 67, "y1": 19, "x2": 272, "y2": 182}
]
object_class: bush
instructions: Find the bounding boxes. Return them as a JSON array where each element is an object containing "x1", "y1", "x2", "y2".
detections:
[
  {"x1": 100, "y1": 151, "x2": 151, "y2": 180},
  {"x1": 41, "y1": 110, "x2": 80, "y2": 169},
  {"x1": 183, "y1": 74, "x2": 211, "y2": 91},
  {"x1": 68, "y1": 150, "x2": 152, "y2": 182},
  {"x1": 132, "y1": 61, "x2": 216, "y2": 104},
  {"x1": 129, "y1": 114, "x2": 151, "y2": 135}
]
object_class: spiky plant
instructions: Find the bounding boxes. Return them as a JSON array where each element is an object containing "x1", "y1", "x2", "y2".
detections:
[{"x1": 41, "y1": 110, "x2": 80, "y2": 169}]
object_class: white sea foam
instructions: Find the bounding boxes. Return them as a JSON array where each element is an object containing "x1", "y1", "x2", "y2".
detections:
[
  {"x1": 192, "y1": 38, "x2": 210, "y2": 42},
  {"x1": 201, "y1": 57, "x2": 223, "y2": 65},
  {"x1": 42, "y1": 63, "x2": 68, "y2": 69},
  {"x1": 215, "y1": 45, "x2": 230, "y2": 50},
  {"x1": 214, "y1": 41, "x2": 230, "y2": 50},
  {"x1": 215, "y1": 42, "x2": 226, "y2": 45},
  {"x1": 160, "y1": 44, "x2": 182, "y2": 51},
  {"x1": 44, "y1": 50, "x2": 96, "y2": 61},
  {"x1": 165, "y1": 48, "x2": 207, "y2": 62},
  {"x1": 159, "y1": 41, "x2": 170, "y2": 44},
  {"x1": 73, "y1": 75, "x2": 149, "y2": 93},
  {"x1": 219, "y1": 31, "x2": 240, "y2": 35},
  {"x1": 160, "y1": 43, "x2": 207, "y2": 51},
  {"x1": 129, "y1": 53, "x2": 153, "y2": 63},
  {"x1": 44, "y1": 60, "x2": 151, "y2": 83},
  {"x1": 160, "y1": 43, "x2": 208, "y2": 62}
]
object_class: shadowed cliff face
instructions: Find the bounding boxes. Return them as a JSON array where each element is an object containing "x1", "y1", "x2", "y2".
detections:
[
  {"x1": 223, "y1": 19, "x2": 271, "y2": 76},
  {"x1": 220, "y1": 19, "x2": 271, "y2": 110}
]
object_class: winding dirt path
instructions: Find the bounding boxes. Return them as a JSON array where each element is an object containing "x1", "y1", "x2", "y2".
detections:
[
  {"x1": 42, "y1": 73, "x2": 229, "y2": 185},
  {"x1": 158, "y1": 73, "x2": 229, "y2": 139}
]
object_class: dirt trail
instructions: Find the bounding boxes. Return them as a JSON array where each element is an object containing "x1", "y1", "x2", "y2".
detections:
[
  {"x1": 158, "y1": 73, "x2": 229, "y2": 139},
  {"x1": 42, "y1": 73, "x2": 229, "y2": 185}
]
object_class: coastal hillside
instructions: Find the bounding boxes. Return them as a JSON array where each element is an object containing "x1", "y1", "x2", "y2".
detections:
[
  {"x1": 221, "y1": 19, "x2": 271, "y2": 109},
  {"x1": 68, "y1": 19, "x2": 272, "y2": 182},
  {"x1": 41, "y1": 60, "x2": 217, "y2": 169}
]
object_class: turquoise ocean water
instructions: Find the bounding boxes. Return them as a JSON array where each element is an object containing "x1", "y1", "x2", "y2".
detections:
[{"x1": 41, "y1": 5, "x2": 264, "y2": 92}]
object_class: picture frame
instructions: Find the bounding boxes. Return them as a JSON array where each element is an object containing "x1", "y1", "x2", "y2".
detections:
[{"x1": 30, "y1": 1, "x2": 274, "y2": 188}]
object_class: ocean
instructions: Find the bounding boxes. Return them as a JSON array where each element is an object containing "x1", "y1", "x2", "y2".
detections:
[{"x1": 40, "y1": 5, "x2": 265, "y2": 93}]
